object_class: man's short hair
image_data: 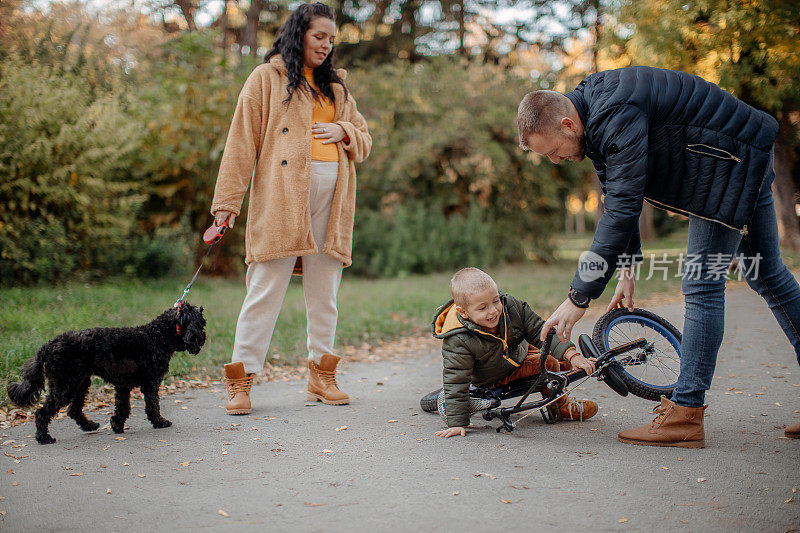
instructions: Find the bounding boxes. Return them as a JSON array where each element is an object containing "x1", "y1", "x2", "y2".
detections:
[
  {"x1": 450, "y1": 267, "x2": 497, "y2": 308},
  {"x1": 517, "y1": 90, "x2": 571, "y2": 150}
]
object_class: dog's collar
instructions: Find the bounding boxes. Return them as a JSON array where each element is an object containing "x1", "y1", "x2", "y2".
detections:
[{"x1": 175, "y1": 300, "x2": 183, "y2": 336}]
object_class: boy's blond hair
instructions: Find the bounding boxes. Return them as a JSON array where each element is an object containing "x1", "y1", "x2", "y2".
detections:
[{"x1": 450, "y1": 267, "x2": 497, "y2": 308}]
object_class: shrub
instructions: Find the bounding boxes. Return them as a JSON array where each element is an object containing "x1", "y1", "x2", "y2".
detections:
[{"x1": 351, "y1": 201, "x2": 501, "y2": 277}]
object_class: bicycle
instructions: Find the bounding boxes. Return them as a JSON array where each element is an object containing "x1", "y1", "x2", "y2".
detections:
[{"x1": 420, "y1": 307, "x2": 682, "y2": 432}]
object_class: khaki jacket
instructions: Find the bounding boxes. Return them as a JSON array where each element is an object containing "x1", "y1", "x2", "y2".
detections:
[
  {"x1": 432, "y1": 294, "x2": 576, "y2": 427},
  {"x1": 210, "y1": 56, "x2": 371, "y2": 266}
]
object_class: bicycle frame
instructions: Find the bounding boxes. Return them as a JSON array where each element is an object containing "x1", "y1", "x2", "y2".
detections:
[{"x1": 481, "y1": 329, "x2": 647, "y2": 432}]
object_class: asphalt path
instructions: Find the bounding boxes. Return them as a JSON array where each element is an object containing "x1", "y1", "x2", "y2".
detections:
[{"x1": 1, "y1": 280, "x2": 799, "y2": 532}]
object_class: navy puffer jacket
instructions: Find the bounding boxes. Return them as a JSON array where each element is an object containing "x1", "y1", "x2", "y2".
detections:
[{"x1": 567, "y1": 66, "x2": 779, "y2": 299}]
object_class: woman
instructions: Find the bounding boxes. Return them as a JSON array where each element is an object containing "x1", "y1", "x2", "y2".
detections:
[{"x1": 210, "y1": 2, "x2": 371, "y2": 415}]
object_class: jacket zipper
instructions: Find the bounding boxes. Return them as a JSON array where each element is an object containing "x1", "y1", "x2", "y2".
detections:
[
  {"x1": 474, "y1": 307, "x2": 520, "y2": 367},
  {"x1": 645, "y1": 197, "x2": 748, "y2": 235},
  {"x1": 685, "y1": 143, "x2": 742, "y2": 163}
]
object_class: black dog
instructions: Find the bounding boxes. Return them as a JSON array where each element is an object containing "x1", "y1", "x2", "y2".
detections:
[{"x1": 7, "y1": 303, "x2": 206, "y2": 444}]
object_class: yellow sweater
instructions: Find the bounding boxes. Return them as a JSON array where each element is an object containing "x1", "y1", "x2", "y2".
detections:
[{"x1": 304, "y1": 68, "x2": 338, "y2": 162}]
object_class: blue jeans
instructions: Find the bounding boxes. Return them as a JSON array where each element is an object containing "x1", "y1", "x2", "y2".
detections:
[{"x1": 673, "y1": 160, "x2": 800, "y2": 407}]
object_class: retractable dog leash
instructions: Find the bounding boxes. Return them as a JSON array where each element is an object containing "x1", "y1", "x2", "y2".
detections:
[{"x1": 174, "y1": 222, "x2": 228, "y2": 313}]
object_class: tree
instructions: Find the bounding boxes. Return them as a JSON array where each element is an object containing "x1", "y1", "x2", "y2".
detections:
[{"x1": 613, "y1": 0, "x2": 800, "y2": 249}]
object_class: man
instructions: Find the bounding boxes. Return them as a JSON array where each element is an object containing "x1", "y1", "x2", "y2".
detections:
[{"x1": 517, "y1": 66, "x2": 800, "y2": 447}]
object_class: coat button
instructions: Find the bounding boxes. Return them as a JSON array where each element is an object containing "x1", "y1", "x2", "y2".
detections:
[
  {"x1": 281, "y1": 160, "x2": 287, "y2": 167},
  {"x1": 282, "y1": 128, "x2": 288, "y2": 134}
]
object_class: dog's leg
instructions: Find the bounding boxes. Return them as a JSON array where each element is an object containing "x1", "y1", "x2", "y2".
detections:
[
  {"x1": 35, "y1": 392, "x2": 66, "y2": 445},
  {"x1": 67, "y1": 377, "x2": 100, "y2": 432},
  {"x1": 110, "y1": 387, "x2": 131, "y2": 434},
  {"x1": 142, "y1": 382, "x2": 171, "y2": 429}
]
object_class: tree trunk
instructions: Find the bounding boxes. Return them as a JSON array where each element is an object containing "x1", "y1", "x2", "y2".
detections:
[
  {"x1": 244, "y1": 0, "x2": 261, "y2": 56},
  {"x1": 772, "y1": 114, "x2": 800, "y2": 250},
  {"x1": 639, "y1": 202, "x2": 654, "y2": 241},
  {"x1": 457, "y1": 0, "x2": 466, "y2": 57},
  {"x1": 174, "y1": 0, "x2": 198, "y2": 31},
  {"x1": 220, "y1": 0, "x2": 228, "y2": 53}
]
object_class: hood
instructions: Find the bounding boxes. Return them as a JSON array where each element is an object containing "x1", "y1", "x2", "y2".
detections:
[
  {"x1": 267, "y1": 54, "x2": 348, "y2": 81},
  {"x1": 432, "y1": 300, "x2": 468, "y2": 339},
  {"x1": 431, "y1": 298, "x2": 509, "y2": 352}
]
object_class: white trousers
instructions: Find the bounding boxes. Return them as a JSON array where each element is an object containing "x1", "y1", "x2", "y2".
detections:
[{"x1": 231, "y1": 161, "x2": 343, "y2": 373}]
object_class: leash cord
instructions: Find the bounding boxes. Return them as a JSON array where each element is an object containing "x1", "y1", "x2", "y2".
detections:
[{"x1": 175, "y1": 240, "x2": 218, "y2": 306}]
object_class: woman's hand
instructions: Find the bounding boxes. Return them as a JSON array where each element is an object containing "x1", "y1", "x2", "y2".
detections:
[
  {"x1": 214, "y1": 210, "x2": 236, "y2": 229},
  {"x1": 312, "y1": 122, "x2": 348, "y2": 144},
  {"x1": 435, "y1": 427, "x2": 467, "y2": 438},
  {"x1": 606, "y1": 266, "x2": 636, "y2": 312}
]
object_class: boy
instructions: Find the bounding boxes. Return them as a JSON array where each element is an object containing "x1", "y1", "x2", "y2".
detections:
[{"x1": 433, "y1": 267, "x2": 598, "y2": 438}]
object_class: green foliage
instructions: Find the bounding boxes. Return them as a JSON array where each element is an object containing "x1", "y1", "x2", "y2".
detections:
[
  {"x1": 348, "y1": 57, "x2": 584, "y2": 264},
  {"x1": 615, "y1": 0, "x2": 800, "y2": 113},
  {"x1": 137, "y1": 31, "x2": 261, "y2": 275},
  {"x1": 0, "y1": 56, "x2": 146, "y2": 285},
  {"x1": 351, "y1": 201, "x2": 500, "y2": 277}
]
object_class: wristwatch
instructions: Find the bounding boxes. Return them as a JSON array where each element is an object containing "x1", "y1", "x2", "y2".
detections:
[{"x1": 568, "y1": 288, "x2": 590, "y2": 309}]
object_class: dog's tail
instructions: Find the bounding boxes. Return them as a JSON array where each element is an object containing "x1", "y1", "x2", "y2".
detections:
[{"x1": 7, "y1": 346, "x2": 47, "y2": 407}]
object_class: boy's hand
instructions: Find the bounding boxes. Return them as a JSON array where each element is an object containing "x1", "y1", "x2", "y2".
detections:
[
  {"x1": 435, "y1": 427, "x2": 466, "y2": 438},
  {"x1": 569, "y1": 353, "x2": 596, "y2": 375}
]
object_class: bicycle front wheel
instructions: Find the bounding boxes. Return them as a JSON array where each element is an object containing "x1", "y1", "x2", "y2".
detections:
[{"x1": 592, "y1": 308, "x2": 682, "y2": 401}]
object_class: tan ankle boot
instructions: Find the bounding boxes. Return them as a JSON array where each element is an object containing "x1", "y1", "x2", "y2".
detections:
[
  {"x1": 786, "y1": 420, "x2": 800, "y2": 439},
  {"x1": 557, "y1": 396, "x2": 598, "y2": 421},
  {"x1": 618, "y1": 396, "x2": 705, "y2": 448},
  {"x1": 224, "y1": 362, "x2": 254, "y2": 415},
  {"x1": 307, "y1": 353, "x2": 349, "y2": 405}
]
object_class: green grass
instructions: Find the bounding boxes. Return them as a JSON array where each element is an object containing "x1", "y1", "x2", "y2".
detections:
[{"x1": 3, "y1": 231, "x2": 798, "y2": 406}]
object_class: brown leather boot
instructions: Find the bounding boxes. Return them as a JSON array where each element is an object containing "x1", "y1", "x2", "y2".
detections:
[
  {"x1": 618, "y1": 396, "x2": 705, "y2": 448},
  {"x1": 557, "y1": 396, "x2": 598, "y2": 421},
  {"x1": 307, "y1": 354, "x2": 349, "y2": 405},
  {"x1": 786, "y1": 420, "x2": 800, "y2": 439},
  {"x1": 224, "y1": 362, "x2": 254, "y2": 415}
]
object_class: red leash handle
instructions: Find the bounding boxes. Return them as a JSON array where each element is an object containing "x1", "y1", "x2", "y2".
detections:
[{"x1": 203, "y1": 222, "x2": 227, "y2": 245}]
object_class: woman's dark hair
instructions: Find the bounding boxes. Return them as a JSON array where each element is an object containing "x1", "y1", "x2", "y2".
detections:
[{"x1": 264, "y1": 2, "x2": 347, "y2": 104}]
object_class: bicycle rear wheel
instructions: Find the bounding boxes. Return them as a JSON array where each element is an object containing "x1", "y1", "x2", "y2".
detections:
[{"x1": 592, "y1": 308, "x2": 682, "y2": 401}]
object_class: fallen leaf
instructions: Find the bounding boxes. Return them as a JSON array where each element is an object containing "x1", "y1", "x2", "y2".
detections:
[
  {"x1": 123, "y1": 462, "x2": 130, "y2": 466},
  {"x1": 677, "y1": 457, "x2": 683, "y2": 461},
  {"x1": 114, "y1": 437, "x2": 126, "y2": 441},
  {"x1": 106, "y1": 488, "x2": 112, "y2": 494},
  {"x1": 500, "y1": 499, "x2": 512, "y2": 504},
  {"x1": 387, "y1": 420, "x2": 398, "y2": 423},
  {"x1": 697, "y1": 478, "x2": 707, "y2": 482},
  {"x1": 661, "y1": 467, "x2": 669, "y2": 471},
  {"x1": 70, "y1": 473, "x2": 84, "y2": 476},
  {"x1": 784, "y1": 498, "x2": 794, "y2": 504},
  {"x1": 618, "y1": 518, "x2": 628, "y2": 523},
  {"x1": 179, "y1": 461, "x2": 191, "y2": 467},
  {"x1": 137, "y1": 474, "x2": 146, "y2": 478},
  {"x1": 12, "y1": 481, "x2": 19, "y2": 486},
  {"x1": 335, "y1": 426, "x2": 348, "y2": 431},
  {"x1": 452, "y1": 491, "x2": 459, "y2": 496},
  {"x1": 218, "y1": 509, "x2": 230, "y2": 517},
  {"x1": 321, "y1": 449, "x2": 333, "y2": 454},
  {"x1": 303, "y1": 502, "x2": 324, "y2": 507}
]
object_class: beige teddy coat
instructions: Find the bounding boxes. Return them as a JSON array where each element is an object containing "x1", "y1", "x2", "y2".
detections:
[{"x1": 210, "y1": 55, "x2": 371, "y2": 267}]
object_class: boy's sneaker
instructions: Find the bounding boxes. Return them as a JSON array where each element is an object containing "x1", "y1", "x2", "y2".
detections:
[
  {"x1": 437, "y1": 391, "x2": 493, "y2": 422},
  {"x1": 556, "y1": 396, "x2": 598, "y2": 421}
]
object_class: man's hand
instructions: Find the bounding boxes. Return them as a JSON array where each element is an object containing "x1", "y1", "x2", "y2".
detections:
[
  {"x1": 214, "y1": 210, "x2": 236, "y2": 229},
  {"x1": 540, "y1": 298, "x2": 588, "y2": 343},
  {"x1": 606, "y1": 266, "x2": 636, "y2": 312},
  {"x1": 435, "y1": 427, "x2": 466, "y2": 438}
]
